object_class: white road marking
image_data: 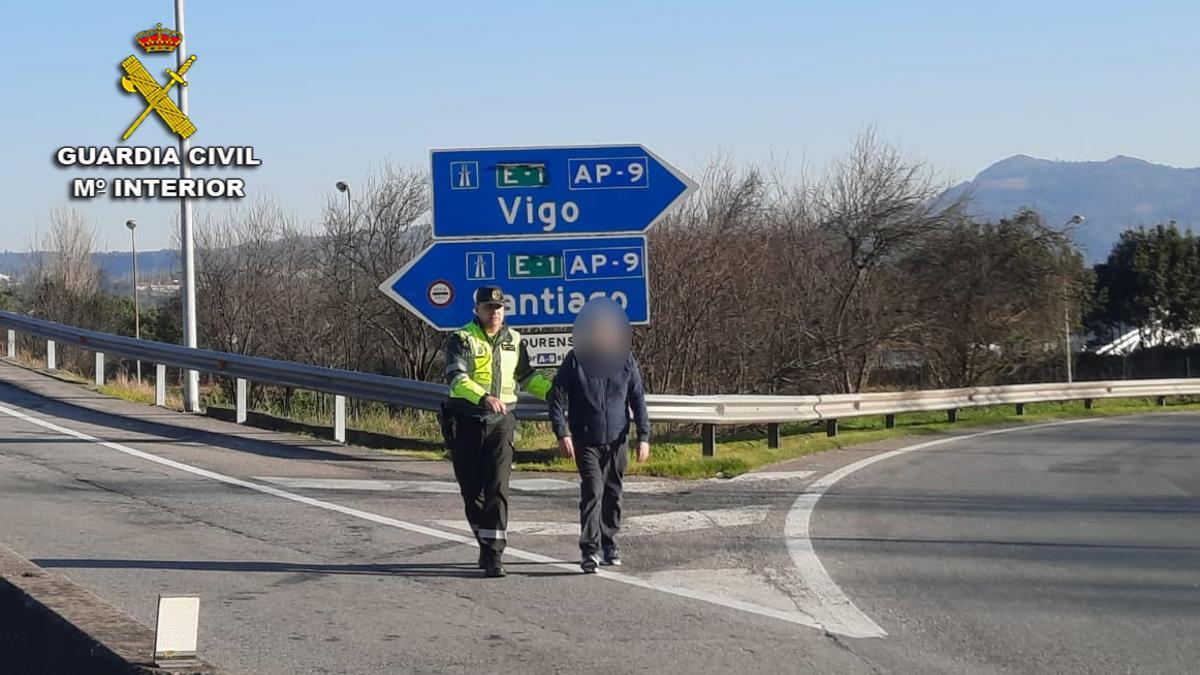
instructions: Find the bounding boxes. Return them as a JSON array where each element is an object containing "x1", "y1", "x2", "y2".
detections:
[
  {"x1": 0, "y1": 402, "x2": 822, "y2": 633},
  {"x1": 786, "y1": 418, "x2": 1110, "y2": 639},
  {"x1": 255, "y1": 477, "x2": 461, "y2": 493},
  {"x1": 437, "y1": 520, "x2": 578, "y2": 537},
  {"x1": 435, "y1": 505, "x2": 772, "y2": 537},
  {"x1": 729, "y1": 470, "x2": 815, "y2": 483},
  {"x1": 614, "y1": 480, "x2": 680, "y2": 493},
  {"x1": 509, "y1": 478, "x2": 578, "y2": 492},
  {"x1": 254, "y1": 472, "x2": 815, "y2": 495}
]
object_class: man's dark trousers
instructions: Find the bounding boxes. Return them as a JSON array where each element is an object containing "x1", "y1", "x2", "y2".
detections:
[
  {"x1": 575, "y1": 438, "x2": 628, "y2": 556},
  {"x1": 449, "y1": 410, "x2": 515, "y2": 558}
]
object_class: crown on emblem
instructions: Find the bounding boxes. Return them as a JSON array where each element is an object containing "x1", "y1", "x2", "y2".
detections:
[{"x1": 136, "y1": 23, "x2": 183, "y2": 53}]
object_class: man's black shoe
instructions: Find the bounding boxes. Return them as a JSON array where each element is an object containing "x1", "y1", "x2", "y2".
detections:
[
  {"x1": 580, "y1": 554, "x2": 600, "y2": 574},
  {"x1": 484, "y1": 560, "x2": 506, "y2": 578},
  {"x1": 601, "y1": 547, "x2": 622, "y2": 567}
]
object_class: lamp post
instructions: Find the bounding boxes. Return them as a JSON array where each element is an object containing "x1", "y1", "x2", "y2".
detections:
[
  {"x1": 1064, "y1": 214, "x2": 1085, "y2": 383},
  {"x1": 335, "y1": 180, "x2": 355, "y2": 420},
  {"x1": 126, "y1": 219, "x2": 141, "y2": 382},
  {"x1": 335, "y1": 181, "x2": 351, "y2": 225}
]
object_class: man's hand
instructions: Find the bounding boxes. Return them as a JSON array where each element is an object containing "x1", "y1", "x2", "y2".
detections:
[
  {"x1": 482, "y1": 394, "x2": 507, "y2": 415},
  {"x1": 636, "y1": 440, "x2": 650, "y2": 463},
  {"x1": 558, "y1": 436, "x2": 575, "y2": 460}
]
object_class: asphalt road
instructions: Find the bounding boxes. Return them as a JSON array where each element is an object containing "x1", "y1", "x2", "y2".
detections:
[
  {"x1": 0, "y1": 360, "x2": 1196, "y2": 674},
  {"x1": 812, "y1": 415, "x2": 1200, "y2": 674}
]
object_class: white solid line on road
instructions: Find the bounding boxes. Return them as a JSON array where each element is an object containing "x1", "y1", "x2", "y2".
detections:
[
  {"x1": 786, "y1": 418, "x2": 1111, "y2": 639},
  {"x1": 0, "y1": 402, "x2": 825, "y2": 633},
  {"x1": 434, "y1": 505, "x2": 772, "y2": 537}
]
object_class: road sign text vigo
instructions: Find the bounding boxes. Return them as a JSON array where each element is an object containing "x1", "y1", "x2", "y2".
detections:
[{"x1": 431, "y1": 145, "x2": 696, "y2": 239}]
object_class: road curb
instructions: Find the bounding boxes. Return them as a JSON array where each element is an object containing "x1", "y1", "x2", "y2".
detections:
[{"x1": 0, "y1": 544, "x2": 222, "y2": 674}]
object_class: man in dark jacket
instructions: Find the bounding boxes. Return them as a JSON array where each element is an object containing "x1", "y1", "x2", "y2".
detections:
[{"x1": 548, "y1": 300, "x2": 651, "y2": 573}]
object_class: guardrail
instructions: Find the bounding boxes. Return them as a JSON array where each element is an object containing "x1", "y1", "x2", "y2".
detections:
[{"x1": 2, "y1": 310, "x2": 1198, "y2": 456}]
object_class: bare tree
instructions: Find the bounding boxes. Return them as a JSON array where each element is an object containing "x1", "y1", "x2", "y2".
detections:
[
  {"x1": 638, "y1": 161, "x2": 776, "y2": 394},
  {"x1": 318, "y1": 164, "x2": 440, "y2": 381},
  {"x1": 22, "y1": 208, "x2": 115, "y2": 370},
  {"x1": 776, "y1": 130, "x2": 965, "y2": 392},
  {"x1": 909, "y1": 209, "x2": 1089, "y2": 385}
]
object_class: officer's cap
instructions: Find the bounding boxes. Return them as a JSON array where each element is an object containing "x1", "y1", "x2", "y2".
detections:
[{"x1": 474, "y1": 286, "x2": 506, "y2": 306}]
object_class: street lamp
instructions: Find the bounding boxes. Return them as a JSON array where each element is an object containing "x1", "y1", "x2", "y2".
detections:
[
  {"x1": 1063, "y1": 214, "x2": 1085, "y2": 383},
  {"x1": 335, "y1": 181, "x2": 351, "y2": 226},
  {"x1": 335, "y1": 180, "x2": 356, "y2": 388},
  {"x1": 126, "y1": 219, "x2": 141, "y2": 383}
]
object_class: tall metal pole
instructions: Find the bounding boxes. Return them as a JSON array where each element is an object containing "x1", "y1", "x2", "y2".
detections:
[
  {"x1": 1064, "y1": 303, "x2": 1073, "y2": 383},
  {"x1": 1062, "y1": 214, "x2": 1084, "y2": 385},
  {"x1": 176, "y1": 0, "x2": 200, "y2": 411},
  {"x1": 127, "y1": 220, "x2": 141, "y2": 382}
]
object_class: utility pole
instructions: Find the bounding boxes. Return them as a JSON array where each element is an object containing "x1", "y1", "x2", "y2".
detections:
[
  {"x1": 176, "y1": 0, "x2": 200, "y2": 411},
  {"x1": 1063, "y1": 214, "x2": 1085, "y2": 383}
]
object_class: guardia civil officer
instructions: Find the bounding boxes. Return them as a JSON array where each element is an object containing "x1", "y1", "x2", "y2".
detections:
[
  {"x1": 442, "y1": 286, "x2": 553, "y2": 577},
  {"x1": 548, "y1": 298, "x2": 651, "y2": 573}
]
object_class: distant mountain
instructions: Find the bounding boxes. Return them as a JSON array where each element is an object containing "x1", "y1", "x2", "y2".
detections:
[
  {"x1": 91, "y1": 250, "x2": 179, "y2": 281},
  {"x1": 945, "y1": 155, "x2": 1200, "y2": 262},
  {"x1": 0, "y1": 249, "x2": 179, "y2": 282}
]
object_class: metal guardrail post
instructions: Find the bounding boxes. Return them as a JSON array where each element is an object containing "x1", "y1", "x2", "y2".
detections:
[
  {"x1": 826, "y1": 419, "x2": 838, "y2": 437},
  {"x1": 1157, "y1": 395, "x2": 1168, "y2": 407},
  {"x1": 885, "y1": 414, "x2": 896, "y2": 429},
  {"x1": 1084, "y1": 398, "x2": 1094, "y2": 410},
  {"x1": 701, "y1": 424, "x2": 716, "y2": 457},
  {"x1": 155, "y1": 364, "x2": 167, "y2": 407},
  {"x1": 947, "y1": 408, "x2": 958, "y2": 423},
  {"x1": 5, "y1": 329, "x2": 13, "y2": 359},
  {"x1": 334, "y1": 395, "x2": 347, "y2": 444},
  {"x1": 94, "y1": 352, "x2": 105, "y2": 386},
  {"x1": 767, "y1": 423, "x2": 780, "y2": 449},
  {"x1": 235, "y1": 378, "x2": 248, "y2": 424},
  {"x1": 46, "y1": 340, "x2": 56, "y2": 371},
  {"x1": 1015, "y1": 403, "x2": 1025, "y2": 416}
]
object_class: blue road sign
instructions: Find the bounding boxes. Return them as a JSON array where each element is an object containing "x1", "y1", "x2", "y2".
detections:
[
  {"x1": 431, "y1": 145, "x2": 697, "y2": 239},
  {"x1": 379, "y1": 236, "x2": 649, "y2": 330}
]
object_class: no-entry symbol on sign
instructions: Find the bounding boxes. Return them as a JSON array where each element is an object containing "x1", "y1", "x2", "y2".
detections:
[{"x1": 427, "y1": 280, "x2": 454, "y2": 307}]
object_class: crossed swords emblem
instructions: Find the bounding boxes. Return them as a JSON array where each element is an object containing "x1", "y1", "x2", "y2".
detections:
[{"x1": 119, "y1": 53, "x2": 197, "y2": 140}]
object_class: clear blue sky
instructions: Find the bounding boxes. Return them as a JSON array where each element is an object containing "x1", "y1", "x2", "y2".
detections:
[{"x1": 1, "y1": 1, "x2": 1196, "y2": 252}]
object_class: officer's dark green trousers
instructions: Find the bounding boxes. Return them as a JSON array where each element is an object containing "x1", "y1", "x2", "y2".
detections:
[{"x1": 449, "y1": 410, "x2": 515, "y2": 557}]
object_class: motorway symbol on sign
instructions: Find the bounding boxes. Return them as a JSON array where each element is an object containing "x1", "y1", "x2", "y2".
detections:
[
  {"x1": 430, "y1": 145, "x2": 697, "y2": 239},
  {"x1": 379, "y1": 236, "x2": 649, "y2": 331}
]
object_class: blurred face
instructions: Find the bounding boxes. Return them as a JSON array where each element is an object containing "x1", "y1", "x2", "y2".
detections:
[
  {"x1": 573, "y1": 297, "x2": 632, "y2": 377},
  {"x1": 590, "y1": 316, "x2": 622, "y2": 351},
  {"x1": 475, "y1": 302, "x2": 505, "y2": 333}
]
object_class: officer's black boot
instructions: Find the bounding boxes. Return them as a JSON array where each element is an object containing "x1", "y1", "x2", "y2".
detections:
[{"x1": 482, "y1": 552, "x2": 505, "y2": 578}]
